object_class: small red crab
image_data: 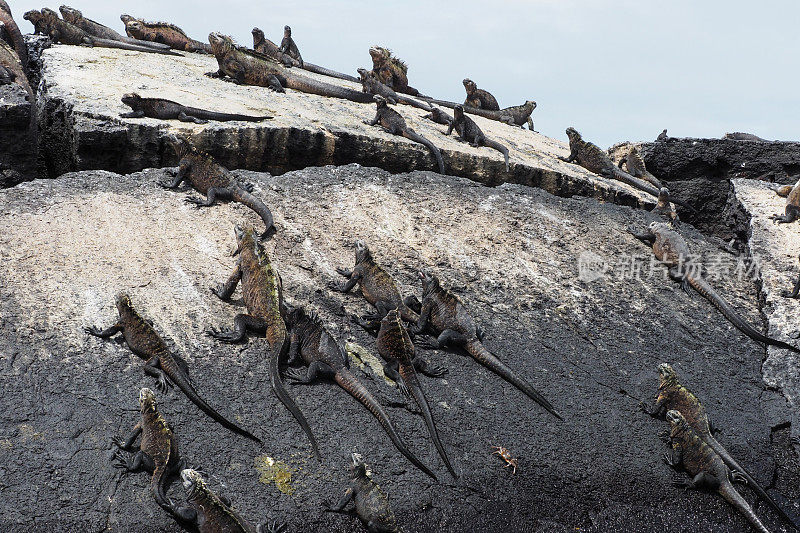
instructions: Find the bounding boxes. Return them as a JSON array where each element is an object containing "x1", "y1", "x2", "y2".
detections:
[{"x1": 492, "y1": 445, "x2": 518, "y2": 474}]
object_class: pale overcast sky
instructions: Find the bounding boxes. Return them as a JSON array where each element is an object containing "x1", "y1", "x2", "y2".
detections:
[{"x1": 11, "y1": 1, "x2": 800, "y2": 146}]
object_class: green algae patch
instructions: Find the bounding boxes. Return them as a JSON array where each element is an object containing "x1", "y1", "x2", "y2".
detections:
[
  {"x1": 254, "y1": 455, "x2": 294, "y2": 494},
  {"x1": 345, "y1": 342, "x2": 388, "y2": 382}
]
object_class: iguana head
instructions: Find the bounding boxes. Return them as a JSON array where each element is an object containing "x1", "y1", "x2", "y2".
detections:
[
  {"x1": 565, "y1": 127, "x2": 581, "y2": 143},
  {"x1": 208, "y1": 32, "x2": 234, "y2": 55},
  {"x1": 354, "y1": 240, "x2": 372, "y2": 264},
  {"x1": 357, "y1": 67, "x2": 370, "y2": 81},
  {"x1": 350, "y1": 452, "x2": 370, "y2": 479},
  {"x1": 233, "y1": 223, "x2": 258, "y2": 257},
  {"x1": 121, "y1": 92, "x2": 142, "y2": 109},
  {"x1": 373, "y1": 94, "x2": 388, "y2": 108},
  {"x1": 23, "y1": 10, "x2": 42, "y2": 23},
  {"x1": 163, "y1": 133, "x2": 190, "y2": 157},
  {"x1": 59, "y1": 5, "x2": 80, "y2": 22},
  {"x1": 125, "y1": 20, "x2": 143, "y2": 35},
  {"x1": 41, "y1": 8, "x2": 59, "y2": 23},
  {"x1": 666, "y1": 409, "x2": 688, "y2": 433},
  {"x1": 283, "y1": 25, "x2": 291, "y2": 37},
  {"x1": 381, "y1": 307, "x2": 402, "y2": 330},
  {"x1": 369, "y1": 46, "x2": 389, "y2": 65},
  {"x1": 523, "y1": 100, "x2": 537, "y2": 112},
  {"x1": 139, "y1": 387, "x2": 158, "y2": 413},
  {"x1": 419, "y1": 270, "x2": 440, "y2": 295},
  {"x1": 657, "y1": 363, "x2": 679, "y2": 389},
  {"x1": 648, "y1": 221, "x2": 670, "y2": 236},
  {"x1": 454, "y1": 104, "x2": 465, "y2": 120},
  {"x1": 251, "y1": 27, "x2": 264, "y2": 45},
  {"x1": 658, "y1": 187, "x2": 670, "y2": 203},
  {"x1": 115, "y1": 292, "x2": 135, "y2": 314},
  {"x1": 462, "y1": 79, "x2": 477, "y2": 95},
  {"x1": 120, "y1": 14, "x2": 135, "y2": 24},
  {"x1": 180, "y1": 468, "x2": 208, "y2": 500}
]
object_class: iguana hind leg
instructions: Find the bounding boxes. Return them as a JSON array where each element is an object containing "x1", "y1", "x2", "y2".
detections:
[
  {"x1": 208, "y1": 314, "x2": 267, "y2": 343},
  {"x1": 285, "y1": 361, "x2": 335, "y2": 384},
  {"x1": 412, "y1": 356, "x2": 448, "y2": 378},
  {"x1": 177, "y1": 111, "x2": 208, "y2": 124},
  {"x1": 185, "y1": 187, "x2": 233, "y2": 207}
]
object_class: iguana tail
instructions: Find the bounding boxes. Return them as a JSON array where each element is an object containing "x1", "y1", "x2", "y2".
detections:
[
  {"x1": 334, "y1": 367, "x2": 437, "y2": 480},
  {"x1": 402, "y1": 129, "x2": 445, "y2": 175},
  {"x1": 610, "y1": 167, "x2": 695, "y2": 213},
  {"x1": 92, "y1": 38, "x2": 183, "y2": 56},
  {"x1": 118, "y1": 35, "x2": 173, "y2": 50},
  {"x1": 231, "y1": 186, "x2": 276, "y2": 239},
  {"x1": 464, "y1": 338, "x2": 562, "y2": 420},
  {"x1": 187, "y1": 106, "x2": 272, "y2": 123},
  {"x1": 396, "y1": 94, "x2": 433, "y2": 112},
  {"x1": 397, "y1": 362, "x2": 458, "y2": 479},
  {"x1": 0, "y1": 1, "x2": 28, "y2": 70},
  {"x1": 151, "y1": 463, "x2": 173, "y2": 512},
  {"x1": 271, "y1": 335, "x2": 321, "y2": 459},
  {"x1": 482, "y1": 138, "x2": 510, "y2": 172},
  {"x1": 708, "y1": 436, "x2": 799, "y2": 530},
  {"x1": 301, "y1": 62, "x2": 360, "y2": 83},
  {"x1": 688, "y1": 275, "x2": 800, "y2": 353},
  {"x1": 718, "y1": 480, "x2": 773, "y2": 533},
  {"x1": 284, "y1": 73, "x2": 373, "y2": 103}
]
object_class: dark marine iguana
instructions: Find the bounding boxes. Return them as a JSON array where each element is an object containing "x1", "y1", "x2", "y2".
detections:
[
  {"x1": 86, "y1": 292, "x2": 261, "y2": 443},
  {"x1": 23, "y1": 9, "x2": 47, "y2": 36},
  {"x1": 653, "y1": 187, "x2": 680, "y2": 226},
  {"x1": 332, "y1": 240, "x2": 422, "y2": 327},
  {"x1": 324, "y1": 453, "x2": 400, "y2": 533},
  {"x1": 113, "y1": 387, "x2": 183, "y2": 512},
  {"x1": 617, "y1": 145, "x2": 663, "y2": 188},
  {"x1": 630, "y1": 221, "x2": 800, "y2": 353},
  {"x1": 413, "y1": 270, "x2": 562, "y2": 420},
  {"x1": 423, "y1": 105, "x2": 453, "y2": 128},
  {"x1": 369, "y1": 45, "x2": 425, "y2": 97},
  {"x1": 208, "y1": 225, "x2": 321, "y2": 459},
  {"x1": 447, "y1": 104, "x2": 509, "y2": 172},
  {"x1": 421, "y1": 98, "x2": 537, "y2": 130},
  {"x1": 663, "y1": 409, "x2": 773, "y2": 533},
  {"x1": 253, "y1": 26, "x2": 358, "y2": 81},
  {"x1": 173, "y1": 469, "x2": 286, "y2": 533},
  {"x1": 376, "y1": 308, "x2": 456, "y2": 478},
  {"x1": 59, "y1": 5, "x2": 171, "y2": 50},
  {"x1": 364, "y1": 95, "x2": 445, "y2": 174},
  {"x1": 462, "y1": 78, "x2": 499, "y2": 111},
  {"x1": 33, "y1": 9, "x2": 181, "y2": 55},
  {"x1": 278, "y1": 25, "x2": 302, "y2": 67},
  {"x1": 0, "y1": 0, "x2": 28, "y2": 71},
  {"x1": 121, "y1": 14, "x2": 209, "y2": 53},
  {"x1": 770, "y1": 177, "x2": 800, "y2": 224},
  {"x1": 656, "y1": 129, "x2": 669, "y2": 141},
  {"x1": 162, "y1": 134, "x2": 276, "y2": 238},
  {"x1": 121, "y1": 93, "x2": 271, "y2": 124},
  {"x1": 723, "y1": 132, "x2": 768, "y2": 141},
  {"x1": 642, "y1": 363, "x2": 797, "y2": 530},
  {"x1": 358, "y1": 68, "x2": 432, "y2": 111},
  {"x1": 206, "y1": 33, "x2": 373, "y2": 102},
  {"x1": 561, "y1": 127, "x2": 695, "y2": 212},
  {"x1": 282, "y1": 307, "x2": 437, "y2": 480},
  {"x1": 785, "y1": 255, "x2": 800, "y2": 299}
]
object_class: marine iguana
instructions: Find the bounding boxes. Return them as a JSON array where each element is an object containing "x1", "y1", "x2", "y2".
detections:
[
  {"x1": 283, "y1": 307, "x2": 437, "y2": 480},
  {"x1": 206, "y1": 33, "x2": 373, "y2": 103},
  {"x1": 617, "y1": 145, "x2": 663, "y2": 188},
  {"x1": 121, "y1": 15, "x2": 209, "y2": 53},
  {"x1": 369, "y1": 45, "x2": 424, "y2": 97},
  {"x1": 462, "y1": 78, "x2": 499, "y2": 111},
  {"x1": 324, "y1": 453, "x2": 400, "y2": 533},
  {"x1": 652, "y1": 187, "x2": 680, "y2": 226},
  {"x1": 86, "y1": 292, "x2": 261, "y2": 443},
  {"x1": 642, "y1": 363, "x2": 797, "y2": 530},
  {"x1": 421, "y1": 98, "x2": 537, "y2": 130},
  {"x1": 376, "y1": 308, "x2": 456, "y2": 478},
  {"x1": 23, "y1": 9, "x2": 48, "y2": 36},
  {"x1": 723, "y1": 132, "x2": 768, "y2": 141},
  {"x1": 770, "y1": 177, "x2": 800, "y2": 224},
  {"x1": 0, "y1": 0, "x2": 28, "y2": 71},
  {"x1": 630, "y1": 222, "x2": 800, "y2": 353},
  {"x1": 423, "y1": 105, "x2": 454, "y2": 127},
  {"x1": 162, "y1": 134, "x2": 276, "y2": 239},
  {"x1": 364, "y1": 95, "x2": 445, "y2": 174},
  {"x1": 121, "y1": 93, "x2": 271, "y2": 124},
  {"x1": 253, "y1": 26, "x2": 358, "y2": 81},
  {"x1": 0, "y1": 39, "x2": 31, "y2": 102},
  {"x1": 447, "y1": 104, "x2": 510, "y2": 172},
  {"x1": 656, "y1": 129, "x2": 669, "y2": 142},
  {"x1": 278, "y1": 25, "x2": 302, "y2": 67},
  {"x1": 332, "y1": 240, "x2": 421, "y2": 327},
  {"x1": 33, "y1": 9, "x2": 181, "y2": 55},
  {"x1": 561, "y1": 127, "x2": 695, "y2": 212},
  {"x1": 173, "y1": 469, "x2": 286, "y2": 533},
  {"x1": 208, "y1": 225, "x2": 321, "y2": 459},
  {"x1": 784, "y1": 255, "x2": 800, "y2": 299},
  {"x1": 664, "y1": 409, "x2": 773, "y2": 533},
  {"x1": 59, "y1": 5, "x2": 171, "y2": 50},
  {"x1": 113, "y1": 387, "x2": 183, "y2": 512},
  {"x1": 413, "y1": 270, "x2": 562, "y2": 420},
  {"x1": 358, "y1": 68, "x2": 431, "y2": 111}
]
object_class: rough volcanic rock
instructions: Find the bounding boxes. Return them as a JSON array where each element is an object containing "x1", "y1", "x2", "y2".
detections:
[{"x1": 0, "y1": 164, "x2": 795, "y2": 532}]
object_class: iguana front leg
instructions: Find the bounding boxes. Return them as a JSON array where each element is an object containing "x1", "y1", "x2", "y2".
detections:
[
  {"x1": 363, "y1": 113, "x2": 380, "y2": 127},
  {"x1": 784, "y1": 275, "x2": 800, "y2": 298},
  {"x1": 84, "y1": 322, "x2": 123, "y2": 338},
  {"x1": 112, "y1": 422, "x2": 142, "y2": 451},
  {"x1": 160, "y1": 160, "x2": 190, "y2": 189},
  {"x1": 208, "y1": 313, "x2": 267, "y2": 343},
  {"x1": 322, "y1": 487, "x2": 354, "y2": 513},
  {"x1": 628, "y1": 229, "x2": 655, "y2": 245},
  {"x1": 143, "y1": 357, "x2": 171, "y2": 393},
  {"x1": 382, "y1": 359, "x2": 410, "y2": 397},
  {"x1": 668, "y1": 267, "x2": 692, "y2": 295},
  {"x1": 678, "y1": 471, "x2": 721, "y2": 492},
  {"x1": 119, "y1": 110, "x2": 146, "y2": 118},
  {"x1": 331, "y1": 269, "x2": 362, "y2": 293},
  {"x1": 663, "y1": 445, "x2": 683, "y2": 469},
  {"x1": 527, "y1": 117, "x2": 535, "y2": 131},
  {"x1": 211, "y1": 264, "x2": 242, "y2": 300},
  {"x1": 558, "y1": 147, "x2": 577, "y2": 163},
  {"x1": 639, "y1": 397, "x2": 666, "y2": 417}
]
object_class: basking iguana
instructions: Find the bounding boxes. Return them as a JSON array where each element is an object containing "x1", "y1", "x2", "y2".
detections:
[
  {"x1": 86, "y1": 292, "x2": 261, "y2": 443},
  {"x1": 364, "y1": 95, "x2": 445, "y2": 174},
  {"x1": 631, "y1": 222, "x2": 800, "y2": 353},
  {"x1": 206, "y1": 33, "x2": 373, "y2": 103},
  {"x1": 23, "y1": 9, "x2": 48, "y2": 35},
  {"x1": 376, "y1": 308, "x2": 456, "y2": 478},
  {"x1": 723, "y1": 132, "x2": 768, "y2": 141},
  {"x1": 324, "y1": 453, "x2": 399, "y2": 533},
  {"x1": 369, "y1": 45, "x2": 424, "y2": 97},
  {"x1": 642, "y1": 363, "x2": 796, "y2": 530},
  {"x1": 59, "y1": 5, "x2": 171, "y2": 50},
  {"x1": 121, "y1": 14, "x2": 209, "y2": 53},
  {"x1": 162, "y1": 134, "x2": 276, "y2": 239},
  {"x1": 617, "y1": 145, "x2": 663, "y2": 188},
  {"x1": 561, "y1": 127, "x2": 695, "y2": 212},
  {"x1": 423, "y1": 105, "x2": 453, "y2": 128},
  {"x1": 208, "y1": 225, "x2": 320, "y2": 459},
  {"x1": 447, "y1": 104, "x2": 509, "y2": 172},
  {"x1": 33, "y1": 9, "x2": 181, "y2": 55},
  {"x1": 252, "y1": 26, "x2": 358, "y2": 81},
  {"x1": 113, "y1": 387, "x2": 183, "y2": 512},
  {"x1": 784, "y1": 255, "x2": 800, "y2": 299},
  {"x1": 770, "y1": 177, "x2": 800, "y2": 224},
  {"x1": 283, "y1": 307, "x2": 437, "y2": 480},
  {"x1": 462, "y1": 78, "x2": 499, "y2": 111},
  {"x1": 278, "y1": 25, "x2": 302, "y2": 67},
  {"x1": 663, "y1": 409, "x2": 773, "y2": 533},
  {"x1": 421, "y1": 98, "x2": 537, "y2": 130},
  {"x1": 332, "y1": 240, "x2": 421, "y2": 327},
  {"x1": 656, "y1": 129, "x2": 669, "y2": 141},
  {"x1": 413, "y1": 270, "x2": 562, "y2": 420},
  {"x1": 0, "y1": 0, "x2": 28, "y2": 71},
  {"x1": 121, "y1": 93, "x2": 271, "y2": 124},
  {"x1": 358, "y1": 68, "x2": 431, "y2": 111},
  {"x1": 652, "y1": 187, "x2": 680, "y2": 226},
  {"x1": 174, "y1": 469, "x2": 286, "y2": 533}
]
